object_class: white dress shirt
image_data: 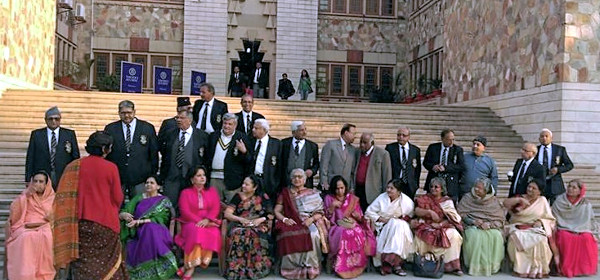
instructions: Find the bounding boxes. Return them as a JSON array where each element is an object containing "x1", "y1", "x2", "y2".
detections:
[
  {"x1": 46, "y1": 127, "x2": 60, "y2": 152},
  {"x1": 537, "y1": 144, "x2": 553, "y2": 169},
  {"x1": 121, "y1": 118, "x2": 137, "y2": 144},
  {"x1": 196, "y1": 98, "x2": 215, "y2": 133},
  {"x1": 180, "y1": 126, "x2": 194, "y2": 146},
  {"x1": 254, "y1": 134, "x2": 270, "y2": 174}
]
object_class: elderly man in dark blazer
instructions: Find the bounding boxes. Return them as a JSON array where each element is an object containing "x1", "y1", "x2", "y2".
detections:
[
  {"x1": 160, "y1": 110, "x2": 209, "y2": 205},
  {"x1": 193, "y1": 82, "x2": 228, "y2": 134},
  {"x1": 247, "y1": 118, "x2": 281, "y2": 200},
  {"x1": 354, "y1": 133, "x2": 392, "y2": 211},
  {"x1": 158, "y1": 96, "x2": 193, "y2": 148},
  {"x1": 320, "y1": 123, "x2": 358, "y2": 190},
  {"x1": 104, "y1": 100, "x2": 159, "y2": 198},
  {"x1": 235, "y1": 94, "x2": 265, "y2": 137},
  {"x1": 509, "y1": 142, "x2": 546, "y2": 197},
  {"x1": 25, "y1": 106, "x2": 80, "y2": 189},
  {"x1": 385, "y1": 127, "x2": 421, "y2": 199},
  {"x1": 537, "y1": 128, "x2": 573, "y2": 203},
  {"x1": 280, "y1": 121, "x2": 319, "y2": 188},
  {"x1": 423, "y1": 129, "x2": 465, "y2": 203}
]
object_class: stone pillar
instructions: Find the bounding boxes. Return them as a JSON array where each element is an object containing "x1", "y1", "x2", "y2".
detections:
[
  {"x1": 275, "y1": 0, "x2": 318, "y2": 100},
  {"x1": 183, "y1": 0, "x2": 228, "y2": 95}
]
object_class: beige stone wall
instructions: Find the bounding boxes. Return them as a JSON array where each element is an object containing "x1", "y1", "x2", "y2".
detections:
[
  {"x1": 444, "y1": 0, "x2": 565, "y2": 103},
  {"x1": 407, "y1": 0, "x2": 444, "y2": 50},
  {"x1": 0, "y1": 0, "x2": 55, "y2": 91},
  {"x1": 563, "y1": 0, "x2": 600, "y2": 83}
]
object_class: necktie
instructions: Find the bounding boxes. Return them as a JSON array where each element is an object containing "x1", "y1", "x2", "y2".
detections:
[
  {"x1": 201, "y1": 103, "x2": 209, "y2": 131},
  {"x1": 176, "y1": 131, "x2": 186, "y2": 168},
  {"x1": 235, "y1": 73, "x2": 238, "y2": 79},
  {"x1": 441, "y1": 147, "x2": 448, "y2": 165},
  {"x1": 246, "y1": 114, "x2": 251, "y2": 134},
  {"x1": 125, "y1": 123, "x2": 131, "y2": 153},
  {"x1": 342, "y1": 143, "x2": 346, "y2": 151},
  {"x1": 401, "y1": 146, "x2": 408, "y2": 183},
  {"x1": 518, "y1": 161, "x2": 527, "y2": 179},
  {"x1": 254, "y1": 140, "x2": 262, "y2": 163},
  {"x1": 50, "y1": 131, "x2": 57, "y2": 170},
  {"x1": 543, "y1": 146, "x2": 549, "y2": 170},
  {"x1": 294, "y1": 140, "x2": 300, "y2": 156}
]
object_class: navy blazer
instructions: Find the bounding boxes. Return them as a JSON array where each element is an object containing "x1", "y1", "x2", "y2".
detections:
[
  {"x1": 234, "y1": 111, "x2": 265, "y2": 136},
  {"x1": 159, "y1": 127, "x2": 209, "y2": 183},
  {"x1": 536, "y1": 144, "x2": 574, "y2": 197},
  {"x1": 385, "y1": 142, "x2": 421, "y2": 198},
  {"x1": 192, "y1": 98, "x2": 229, "y2": 132},
  {"x1": 205, "y1": 131, "x2": 252, "y2": 190},
  {"x1": 508, "y1": 159, "x2": 546, "y2": 197},
  {"x1": 248, "y1": 136, "x2": 282, "y2": 197},
  {"x1": 423, "y1": 142, "x2": 465, "y2": 197},
  {"x1": 280, "y1": 137, "x2": 320, "y2": 188}
]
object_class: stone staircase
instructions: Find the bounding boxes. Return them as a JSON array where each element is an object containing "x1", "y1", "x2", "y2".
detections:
[{"x1": 0, "y1": 90, "x2": 599, "y2": 271}]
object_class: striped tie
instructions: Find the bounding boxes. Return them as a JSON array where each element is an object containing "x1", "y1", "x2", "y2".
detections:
[
  {"x1": 401, "y1": 146, "x2": 408, "y2": 183},
  {"x1": 125, "y1": 123, "x2": 131, "y2": 153},
  {"x1": 441, "y1": 147, "x2": 448, "y2": 165},
  {"x1": 50, "y1": 131, "x2": 57, "y2": 171},
  {"x1": 176, "y1": 131, "x2": 186, "y2": 168}
]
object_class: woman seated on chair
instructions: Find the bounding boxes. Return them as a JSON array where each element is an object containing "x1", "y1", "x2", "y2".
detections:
[
  {"x1": 457, "y1": 177, "x2": 506, "y2": 276},
  {"x1": 119, "y1": 175, "x2": 177, "y2": 280},
  {"x1": 503, "y1": 179, "x2": 557, "y2": 279},
  {"x1": 174, "y1": 166, "x2": 221, "y2": 280},
  {"x1": 365, "y1": 178, "x2": 414, "y2": 276},
  {"x1": 551, "y1": 179, "x2": 598, "y2": 277},
  {"x1": 224, "y1": 175, "x2": 273, "y2": 280},
  {"x1": 413, "y1": 177, "x2": 464, "y2": 275},
  {"x1": 274, "y1": 168, "x2": 329, "y2": 280},
  {"x1": 324, "y1": 175, "x2": 376, "y2": 278},
  {"x1": 6, "y1": 171, "x2": 55, "y2": 280}
]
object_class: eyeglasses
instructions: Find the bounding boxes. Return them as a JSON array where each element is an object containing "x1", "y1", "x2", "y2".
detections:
[{"x1": 46, "y1": 117, "x2": 61, "y2": 121}]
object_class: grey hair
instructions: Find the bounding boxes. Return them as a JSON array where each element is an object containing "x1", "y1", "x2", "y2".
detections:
[
  {"x1": 429, "y1": 177, "x2": 447, "y2": 196},
  {"x1": 291, "y1": 121, "x2": 305, "y2": 132},
  {"x1": 290, "y1": 168, "x2": 307, "y2": 181},
  {"x1": 200, "y1": 83, "x2": 215, "y2": 94},
  {"x1": 222, "y1": 113, "x2": 238, "y2": 123},
  {"x1": 473, "y1": 177, "x2": 494, "y2": 195},
  {"x1": 524, "y1": 142, "x2": 538, "y2": 154},
  {"x1": 118, "y1": 100, "x2": 135, "y2": 111},
  {"x1": 254, "y1": 118, "x2": 270, "y2": 132},
  {"x1": 540, "y1": 128, "x2": 553, "y2": 137},
  {"x1": 398, "y1": 127, "x2": 411, "y2": 134},
  {"x1": 178, "y1": 110, "x2": 194, "y2": 120},
  {"x1": 363, "y1": 132, "x2": 375, "y2": 145}
]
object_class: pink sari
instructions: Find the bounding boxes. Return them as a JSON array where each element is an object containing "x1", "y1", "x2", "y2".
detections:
[{"x1": 324, "y1": 194, "x2": 376, "y2": 279}]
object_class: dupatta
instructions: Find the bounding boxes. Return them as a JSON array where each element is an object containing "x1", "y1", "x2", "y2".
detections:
[
  {"x1": 414, "y1": 194, "x2": 462, "y2": 248},
  {"x1": 275, "y1": 188, "x2": 313, "y2": 256},
  {"x1": 52, "y1": 159, "x2": 81, "y2": 268}
]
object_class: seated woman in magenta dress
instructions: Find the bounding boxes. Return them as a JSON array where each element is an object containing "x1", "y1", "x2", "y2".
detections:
[{"x1": 174, "y1": 166, "x2": 221, "y2": 280}]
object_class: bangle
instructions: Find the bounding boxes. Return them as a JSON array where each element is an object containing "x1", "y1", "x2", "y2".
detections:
[{"x1": 282, "y1": 217, "x2": 288, "y2": 223}]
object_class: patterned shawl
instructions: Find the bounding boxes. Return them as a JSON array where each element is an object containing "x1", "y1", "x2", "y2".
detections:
[
  {"x1": 53, "y1": 159, "x2": 81, "y2": 268},
  {"x1": 457, "y1": 192, "x2": 506, "y2": 229}
]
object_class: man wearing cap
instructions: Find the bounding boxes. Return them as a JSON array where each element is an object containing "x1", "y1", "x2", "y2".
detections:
[
  {"x1": 537, "y1": 128, "x2": 574, "y2": 203},
  {"x1": 193, "y1": 82, "x2": 228, "y2": 134},
  {"x1": 235, "y1": 94, "x2": 265, "y2": 138},
  {"x1": 158, "y1": 96, "x2": 193, "y2": 146},
  {"x1": 26, "y1": 106, "x2": 80, "y2": 189},
  {"x1": 280, "y1": 121, "x2": 319, "y2": 188},
  {"x1": 459, "y1": 136, "x2": 499, "y2": 199},
  {"x1": 104, "y1": 100, "x2": 159, "y2": 198}
]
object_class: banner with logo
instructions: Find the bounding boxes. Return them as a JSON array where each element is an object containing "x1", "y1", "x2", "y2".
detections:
[
  {"x1": 120, "y1": 61, "x2": 143, "y2": 93},
  {"x1": 190, "y1": 70, "x2": 206, "y2": 95},
  {"x1": 153, "y1": 66, "x2": 172, "y2": 94}
]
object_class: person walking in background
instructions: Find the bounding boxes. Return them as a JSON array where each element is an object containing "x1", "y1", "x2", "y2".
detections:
[
  {"x1": 297, "y1": 69, "x2": 313, "y2": 101},
  {"x1": 277, "y1": 73, "x2": 295, "y2": 100}
]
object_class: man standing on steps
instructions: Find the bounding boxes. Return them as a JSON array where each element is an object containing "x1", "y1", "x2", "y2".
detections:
[
  {"x1": 104, "y1": 100, "x2": 159, "y2": 198},
  {"x1": 235, "y1": 94, "x2": 265, "y2": 138},
  {"x1": 26, "y1": 106, "x2": 80, "y2": 190},
  {"x1": 280, "y1": 121, "x2": 319, "y2": 188},
  {"x1": 537, "y1": 128, "x2": 574, "y2": 204},
  {"x1": 459, "y1": 135, "x2": 498, "y2": 199},
  {"x1": 251, "y1": 62, "x2": 269, "y2": 98},
  {"x1": 228, "y1": 66, "x2": 246, "y2": 97},
  {"x1": 320, "y1": 123, "x2": 358, "y2": 191},
  {"x1": 385, "y1": 127, "x2": 421, "y2": 199},
  {"x1": 354, "y1": 133, "x2": 392, "y2": 211},
  {"x1": 508, "y1": 142, "x2": 546, "y2": 198},
  {"x1": 158, "y1": 96, "x2": 193, "y2": 148},
  {"x1": 423, "y1": 128, "x2": 465, "y2": 204},
  {"x1": 193, "y1": 83, "x2": 228, "y2": 134}
]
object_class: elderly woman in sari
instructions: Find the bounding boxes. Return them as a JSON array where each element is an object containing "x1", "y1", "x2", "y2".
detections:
[
  {"x1": 365, "y1": 178, "x2": 414, "y2": 276},
  {"x1": 504, "y1": 179, "x2": 557, "y2": 278},
  {"x1": 551, "y1": 179, "x2": 598, "y2": 277},
  {"x1": 6, "y1": 171, "x2": 55, "y2": 280},
  {"x1": 224, "y1": 175, "x2": 273, "y2": 280},
  {"x1": 457, "y1": 177, "x2": 506, "y2": 276},
  {"x1": 413, "y1": 176, "x2": 464, "y2": 275},
  {"x1": 274, "y1": 168, "x2": 329, "y2": 280},
  {"x1": 324, "y1": 175, "x2": 376, "y2": 278},
  {"x1": 174, "y1": 166, "x2": 221, "y2": 280},
  {"x1": 119, "y1": 175, "x2": 177, "y2": 280}
]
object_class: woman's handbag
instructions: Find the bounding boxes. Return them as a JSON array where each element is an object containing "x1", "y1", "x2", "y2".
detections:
[{"x1": 413, "y1": 252, "x2": 444, "y2": 278}]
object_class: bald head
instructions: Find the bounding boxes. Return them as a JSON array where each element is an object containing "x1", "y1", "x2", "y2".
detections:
[{"x1": 521, "y1": 142, "x2": 538, "y2": 160}]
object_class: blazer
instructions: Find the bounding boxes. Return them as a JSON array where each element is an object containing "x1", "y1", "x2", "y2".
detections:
[
  {"x1": 158, "y1": 117, "x2": 197, "y2": 148},
  {"x1": 319, "y1": 139, "x2": 358, "y2": 190},
  {"x1": 228, "y1": 73, "x2": 247, "y2": 94},
  {"x1": 25, "y1": 127, "x2": 80, "y2": 188},
  {"x1": 192, "y1": 98, "x2": 229, "y2": 132},
  {"x1": 248, "y1": 136, "x2": 282, "y2": 197},
  {"x1": 279, "y1": 137, "x2": 320, "y2": 188},
  {"x1": 509, "y1": 158, "x2": 546, "y2": 197},
  {"x1": 385, "y1": 142, "x2": 422, "y2": 198},
  {"x1": 234, "y1": 111, "x2": 265, "y2": 136},
  {"x1": 423, "y1": 142, "x2": 465, "y2": 197},
  {"x1": 536, "y1": 144, "x2": 574, "y2": 197},
  {"x1": 159, "y1": 127, "x2": 209, "y2": 183},
  {"x1": 104, "y1": 119, "x2": 159, "y2": 187},
  {"x1": 206, "y1": 131, "x2": 252, "y2": 190},
  {"x1": 251, "y1": 67, "x2": 269, "y2": 88},
  {"x1": 356, "y1": 146, "x2": 392, "y2": 204}
]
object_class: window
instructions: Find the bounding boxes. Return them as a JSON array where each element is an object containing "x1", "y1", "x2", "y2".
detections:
[
  {"x1": 365, "y1": 67, "x2": 377, "y2": 92},
  {"x1": 317, "y1": 64, "x2": 329, "y2": 95},
  {"x1": 321, "y1": 0, "x2": 395, "y2": 17},
  {"x1": 169, "y1": 56, "x2": 183, "y2": 89},
  {"x1": 408, "y1": 48, "x2": 443, "y2": 90},
  {"x1": 151, "y1": 56, "x2": 166, "y2": 87},
  {"x1": 348, "y1": 66, "x2": 361, "y2": 96},
  {"x1": 94, "y1": 52, "x2": 109, "y2": 85},
  {"x1": 333, "y1": 0, "x2": 346, "y2": 13},
  {"x1": 317, "y1": 63, "x2": 394, "y2": 98},
  {"x1": 319, "y1": 0, "x2": 330, "y2": 11},
  {"x1": 380, "y1": 67, "x2": 394, "y2": 91},
  {"x1": 349, "y1": 0, "x2": 362, "y2": 14},
  {"x1": 366, "y1": 0, "x2": 379, "y2": 15},
  {"x1": 113, "y1": 54, "x2": 128, "y2": 79},
  {"x1": 132, "y1": 55, "x2": 148, "y2": 88},
  {"x1": 382, "y1": 0, "x2": 394, "y2": 16},
  {"x1": 331, "y1": 65, "x2": 344, "y2": 95}
]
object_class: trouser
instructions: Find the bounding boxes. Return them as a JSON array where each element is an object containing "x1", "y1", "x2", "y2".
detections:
[
  {"x1": 253, "y1": 84, "x2": 265, "y2": 98},
  {"x1": 211, "y1": 177, "x2": 240, "y2": 203}
]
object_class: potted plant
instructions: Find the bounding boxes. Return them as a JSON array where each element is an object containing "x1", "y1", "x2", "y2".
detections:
[{"x1": 429, "y1": 78, "x2": 442, "y2": 97}]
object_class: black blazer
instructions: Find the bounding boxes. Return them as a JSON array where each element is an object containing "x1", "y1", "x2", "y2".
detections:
[
  {"x1": 385, "y1": 142, "x2": 421, "y2": 198},
  {"x1": 25, "y1": 127, "x2": 80, "y2": 188},
  {"x1": 104, "y1": 119, "x2": 159, "y2": 187},
  {"x1": 192, "y1": 98, "x2": 229, "y2": 132},
  {"x1": 228, "y1": 73, "x2": 247, "y2": 94},
  {"x1": 536, "y1": 144, "x2": 574, "y2": 197},
  {"x1": 158, "y1": 117, "x2": 197, "y2": 148},
  {"x1": 251, "y1": 68, "x2": 269, "y2": 88},
  {"x1": 508, "y1": 159, "x2": 546, "y2": 197},
  {"x1": 248, "y1": 136, "x2": 282, "y2": 197},
  {"x1": 234, "y1": 111, "x2": 265, "y2": 136},
  {"x1": 159, "y1": 127, "x2": 209, "y2": 182},
  {"x1": 280, "y1": 137, "x2": 320, "y2": 188},
  {"x1": 423, "y1": 143, "x2": 465, "y2": 197},
  {"x1": 206, "y1": 131, "x2": 252, "y2": 190}
]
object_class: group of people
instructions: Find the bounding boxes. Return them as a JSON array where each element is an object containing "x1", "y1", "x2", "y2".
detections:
[
  {"x1": 228, "y1": 62, "x2": 313, "y2": 100},
  {"x1": 6, "y1": 83, "x2": 598, "y2": 280}
]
